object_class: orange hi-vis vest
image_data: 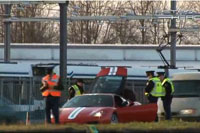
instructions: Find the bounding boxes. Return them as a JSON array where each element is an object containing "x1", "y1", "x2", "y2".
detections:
[{"x1": 42, "y1": 74, "x2": 61, "y2": 97}]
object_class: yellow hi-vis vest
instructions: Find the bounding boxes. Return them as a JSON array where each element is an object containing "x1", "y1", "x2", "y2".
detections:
[
  {"x1": 149, "y1": 77, "x2": 165, "y2": 97},
  {"x1": 72, "y1": 85, "x2": 81, "y2": 96},
  {"x1": 162, "y1": 78, "x2": 175, "y2": 94}
]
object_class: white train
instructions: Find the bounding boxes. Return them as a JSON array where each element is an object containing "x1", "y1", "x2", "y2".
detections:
[
  {"x1": 0, "y1": 62, "x2": 198, "y2": 106},
  {"x1": 0, "y1": 62, "x2": 199, "y2": 123}
]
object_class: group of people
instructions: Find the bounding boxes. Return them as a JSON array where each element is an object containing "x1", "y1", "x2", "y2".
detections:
[
  {"x1": 40, "y1": 67, "x2": 84, "y2": 124},
  {"x1": 145, "y1": 70, "x2": 174, "y2": 121},
  {"x1": 40, "y1": 67, "x2": 174, "y2": 124}
]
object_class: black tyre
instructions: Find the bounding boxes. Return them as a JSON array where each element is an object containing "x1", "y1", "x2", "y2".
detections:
[{"x1": 110, "y1": 113, "x2": 118, "y2": 123}]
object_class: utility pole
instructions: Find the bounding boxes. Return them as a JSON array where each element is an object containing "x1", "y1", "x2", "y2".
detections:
[
  {"x1": 4, "y1": 4, "x2": 11, "y2": 62},
  {"x1": 59, "y1": 2, "x2": 68, "y2": 89},
  {"x1": 170, "y1": 0, "x2": 176, "y2": 68}
]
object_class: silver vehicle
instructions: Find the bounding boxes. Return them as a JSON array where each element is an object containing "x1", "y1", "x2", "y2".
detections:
[{"x1": 159, "y1": 72, "x2": 200, "y2": 121}]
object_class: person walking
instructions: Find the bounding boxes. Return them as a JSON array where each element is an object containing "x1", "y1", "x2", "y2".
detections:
[
  {"x1": 68, "y1": 79, "x2": 84, "y2": 100},
  {"x1": 40, "y1": 67, "x2": 63, "y2": 124},
  {"x1": 157, "y1": 72, "x2": 174, "y2": 120},
  {"x1": 144, "y1": 70, "x2": 164, "y2": 103}
]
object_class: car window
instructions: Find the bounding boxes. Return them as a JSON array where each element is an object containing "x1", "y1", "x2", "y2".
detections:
[
  {"x1": 63, "y1": 95, "x2": 114, "y2": 108},
  {"x1": 89, "y1": 76, "x2": 123, "y2": 94},
  {"x1": 114, "y1": 95, "x2": 129, "y2": 107},
  {"x1": 114, "y1": 96, "x2": 124, "y2": 107}
]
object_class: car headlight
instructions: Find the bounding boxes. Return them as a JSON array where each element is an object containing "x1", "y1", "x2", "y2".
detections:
[
  {"x1": 50, "y1": 114, "x2": 54, "y2": 118},
  {"x1": 93, "y1": 111, "x2": 103, "y2": 117},
  {"x1": 179, "y1": 109, "x2": 196, "y2": 115}
]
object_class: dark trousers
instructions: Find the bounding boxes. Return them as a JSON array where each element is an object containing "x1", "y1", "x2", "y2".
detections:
[
  {"x1": 162, "y1": 96, "x2": 173, "y2": 120},
  {"x1": 45, "y1": 96, "x2": 60, "y2": 124},
  {"x1": 148, "y1": 95, "x2": 158, "y2": 103},
  {"x1": 148, "y1": 95, "x2": 158, "y2": 122}
]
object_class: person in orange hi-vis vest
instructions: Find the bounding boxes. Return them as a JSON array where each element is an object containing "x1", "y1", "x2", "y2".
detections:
[{"x1": 40, "y1": 67, "x2": 63, "y2": 124}]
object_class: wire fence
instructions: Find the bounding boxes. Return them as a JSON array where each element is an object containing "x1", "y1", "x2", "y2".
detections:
[{"x1": 0, "y1": 76, "x2": 147, "y2": 123}]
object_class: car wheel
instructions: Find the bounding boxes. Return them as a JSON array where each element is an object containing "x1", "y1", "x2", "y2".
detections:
[{"x1": 110, "y1": 113, "x2": 118, "y2": 123}]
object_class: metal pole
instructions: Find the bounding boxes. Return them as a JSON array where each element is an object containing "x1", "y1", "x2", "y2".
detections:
[
  {"x1": 164, "y1": 67, "x2": 169, "y2": 77},
  {"x1": 59, "y1": 2, "x2": 68, "y2": 88},
  {"x1": 4, "y1": 4, "x2": 11, "y2": 62},
  {"x1": 170, "y1": 0, "x2": 176, "y2": 68}
]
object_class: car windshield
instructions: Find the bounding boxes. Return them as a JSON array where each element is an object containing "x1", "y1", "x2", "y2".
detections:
[
  {"x1": 63, "y1": 95, "x2": 113, "y2": 108},
  {"x1": 88, "y1": 76, "x2": 123, "y2": 94},
  {"x1": 173, "y1": 80, "x2": 200, "y2": 97}
]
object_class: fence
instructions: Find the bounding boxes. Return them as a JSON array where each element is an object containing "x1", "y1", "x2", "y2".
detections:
[
  {"x1": 0, "y1": 76, "x2": 43, "y2": 123},
  {"x1": 0, "y1": 76, "x2": 147, "y2": 123}
]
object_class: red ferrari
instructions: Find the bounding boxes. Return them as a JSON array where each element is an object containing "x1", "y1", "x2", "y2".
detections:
[{"x1": 52, "y1": 93, "x2": 157, "y2": 124}]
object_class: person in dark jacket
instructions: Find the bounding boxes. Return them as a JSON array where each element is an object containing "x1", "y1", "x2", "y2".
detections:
[
  {"x1": 157, "y1": 72, "x2": 174, "y2": 120},
  {"x1": 68, "y1": 79, "x2": 84, "y2": 100},
  {"x1": 145, "y1": 70, "x2": 163, "y2": 103},
  {"x1": 145, "y1": 70, "x2": 163, "y2": 122}
]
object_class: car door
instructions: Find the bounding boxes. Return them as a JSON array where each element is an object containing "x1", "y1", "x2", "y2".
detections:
[
  {"x1": 114, "y1": 96, "x2": 133, "y2": 122},
  {"x1": 115, "y1": 95, "x2": 157, "y2": 122},
  {"x1": 126, "y1": 103, "x2": 158, "y2": 122}
]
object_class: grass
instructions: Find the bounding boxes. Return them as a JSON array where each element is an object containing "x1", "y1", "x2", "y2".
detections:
[
  {"x1": 0, "y1": 123, "x2": 87, "y2": 132},
  {"x1": 97, "y1": 120, "x2": 200, "y2": 131},
  {"x1": 0, "y1": 120, "x2": 200, "y2": 132}
]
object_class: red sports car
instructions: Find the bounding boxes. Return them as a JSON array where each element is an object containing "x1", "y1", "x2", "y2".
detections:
[{"x1": 52, "y1": 93, "x2": 157, "y2": 124}]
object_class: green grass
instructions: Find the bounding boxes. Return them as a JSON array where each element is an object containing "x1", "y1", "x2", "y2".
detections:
[
  {"x1": 0, "y1": 123, "x2": 87, "y2": 132},
  {"x1": 0, "y1": 120, "x2": 200, "y2": 132},
  {"x1": 97, "y1": 120, "x2": 200, "y2": 131}
]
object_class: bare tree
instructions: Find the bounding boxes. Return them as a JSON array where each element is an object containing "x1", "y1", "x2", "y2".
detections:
[
  {"x1": 11, "y1": 4, "x2": 59, "y2": 43},
  {"x1": 68, "y1": 1, "x2": 116, "y2": 44},
  {"x1": 176, "y1": 1, "x2": 200, "y2": 45},
  {"x1": 1, "y1": 1, "x2": 200, "y2": 45},
  {"x1": 0, "y1": 4, "x2": 59, "y2": 43},
  {"x1": 0, "y1": 5, "x2": 5, "y2": 43}
]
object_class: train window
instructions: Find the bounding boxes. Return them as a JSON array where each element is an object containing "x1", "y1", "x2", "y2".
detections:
[{"x1": 32, "y1": 67, "x2": 47, "y2": 76}]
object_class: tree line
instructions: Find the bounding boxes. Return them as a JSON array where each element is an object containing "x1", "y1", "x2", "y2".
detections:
[{"x1": 0, "y1": 1, "x2": 200, "y2": 44}]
